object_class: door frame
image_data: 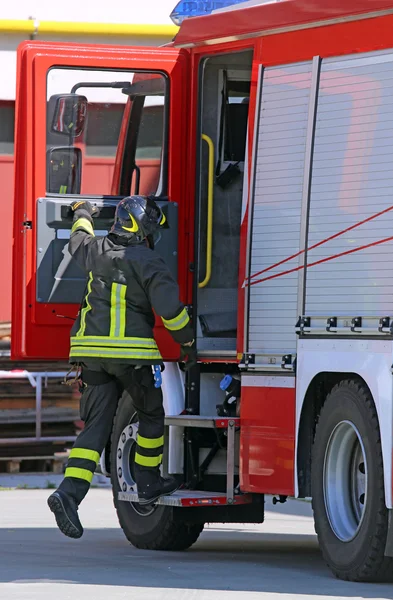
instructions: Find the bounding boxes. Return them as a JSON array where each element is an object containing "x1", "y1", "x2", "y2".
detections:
[{"x1": 12, "y1": 41, "x2": 190, "y2": 360}]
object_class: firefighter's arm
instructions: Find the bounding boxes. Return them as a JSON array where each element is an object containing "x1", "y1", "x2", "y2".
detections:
[
  {"x1": 68, "y1": 201, "x2": 98, "y2": 270},
  {"x1": 141, "y1": 255, "x2": 194, "y2": 345}
]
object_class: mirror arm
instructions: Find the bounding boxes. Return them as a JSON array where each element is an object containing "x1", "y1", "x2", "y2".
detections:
[{"x1": 71, "y1": 81, "x2": 130, "y2": 94}]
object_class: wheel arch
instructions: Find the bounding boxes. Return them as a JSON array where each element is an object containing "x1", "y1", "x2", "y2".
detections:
[
  {"x1": 295, "y1": 339, "x2": 393, "y2": 508},
  {"x1": 296, "y1": 371, "x2": 374, "y2": 498}
]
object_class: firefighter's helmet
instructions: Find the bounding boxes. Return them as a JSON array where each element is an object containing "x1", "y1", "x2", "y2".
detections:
[{"x1": 110, "y1": 195, "x2": 167, "y2": 245}]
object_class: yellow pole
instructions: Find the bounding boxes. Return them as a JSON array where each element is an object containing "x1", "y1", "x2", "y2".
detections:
[
  {"x1": 0, "y1": 20, "x2": 35, "y2": 34},
  {"x1": 0, "y1": 20, "x2": 178, "y2": 38}
]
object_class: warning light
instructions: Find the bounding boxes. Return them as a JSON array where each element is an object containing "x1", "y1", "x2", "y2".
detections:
[{"x1": 170, "y1": 0, "x2": 251, "y2": 25}]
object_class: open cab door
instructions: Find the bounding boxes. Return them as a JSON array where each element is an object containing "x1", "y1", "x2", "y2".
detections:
[{"x1": 12, "y1": 41, "x2": 190, "y2": 360}]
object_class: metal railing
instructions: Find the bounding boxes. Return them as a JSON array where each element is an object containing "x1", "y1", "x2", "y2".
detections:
[{"x1": 0, "y1": 370, "x2": 77, "y2": 445}]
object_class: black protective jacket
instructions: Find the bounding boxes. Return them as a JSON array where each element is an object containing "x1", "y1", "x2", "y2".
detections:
[{"x1": 68, "y1": 208, "x2": 193, "y2": 365}]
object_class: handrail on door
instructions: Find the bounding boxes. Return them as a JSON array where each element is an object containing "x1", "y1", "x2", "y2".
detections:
[{"x1": 199, "y1": 134, "x2": 214, "y2": 288}]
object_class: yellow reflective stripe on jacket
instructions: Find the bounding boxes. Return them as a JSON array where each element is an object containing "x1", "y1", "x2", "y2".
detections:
[
  {"x1": 76, "y1": 271, "x2": 94, "y2": 337},
  {"x1": 71, "y1": 217, "x2": 95, "y2": 237},
  {"x1": 109, "y1": 284, "x2": 117, "y2": 337},
  {"x1": 119, "y1": 287, "x2": 126, "y2": 337},
  {"x1": 70, "y1": 347, "x2": 162, "y2": 360},
  {"x1": 69, "y1": 448, "x2": 100, "y2": 463},
  {"x1": 70, "y1": 336, "x2": 158, "y2": 348},
  {"x1": 110, "y1": 283, "x2": 127, "y2": 338},
  {"x1": 134, "y1": 453, "x2": 163, "y2": 468},
  {"x1": 64, "y1": 467, "x2": 94, "y2": 483},
  {"x1": 162, "y1": 308, "x2": 190, "y2": 331},
  {"x1": 137, "y1": 434, "x2": 164, "y2": 449}
]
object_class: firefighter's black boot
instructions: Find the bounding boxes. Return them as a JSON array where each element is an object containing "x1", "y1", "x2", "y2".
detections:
[
  {"x1": 138, "y1": 476, "x2": 179, "y2": 506},
  {"x1": 47, "y1": 490, "x2": 84, "y2": 539}
]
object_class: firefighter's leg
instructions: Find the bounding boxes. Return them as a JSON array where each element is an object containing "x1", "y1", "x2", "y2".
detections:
[
  {"x1": 59, "y1": 378, "x2": 119, "y2": 502},
  {"x1": 118, "y1": 365, "x2": 178, "y2": 504},
  {"x1": 48, "y1": 368, "x2": 119, "y2": 538}
]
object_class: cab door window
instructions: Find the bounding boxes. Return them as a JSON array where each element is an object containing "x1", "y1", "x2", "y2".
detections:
[{"x1": 46, "y1": 68, "x2": 167, "y2": 196}]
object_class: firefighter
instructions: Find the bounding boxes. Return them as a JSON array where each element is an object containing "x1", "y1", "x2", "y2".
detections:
[{"x1": 47, "y1": 196, "x2": 196, "y2": 539}]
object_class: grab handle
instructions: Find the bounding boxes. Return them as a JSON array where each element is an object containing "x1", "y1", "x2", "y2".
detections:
[{"x1": 199, "y1": 134, "x2": 214, "y2": 289}]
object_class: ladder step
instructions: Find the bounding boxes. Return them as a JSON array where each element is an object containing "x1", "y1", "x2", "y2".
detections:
[
  {"x1": 165, "y1": 415, "x2": 240, "y2": 429},
  {"x1": 118, "y1": 489, "x2": 252, "y2": 507}
]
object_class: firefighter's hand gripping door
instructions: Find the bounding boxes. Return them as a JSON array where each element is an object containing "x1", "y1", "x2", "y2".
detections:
[{"x1": 12, "y1": 42, "x2": 190, "y2": 360}]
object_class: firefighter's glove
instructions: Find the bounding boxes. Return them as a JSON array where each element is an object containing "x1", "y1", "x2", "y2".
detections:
[
  {"x1": 70, "y1": 200, "x2": 99, "y2": 218},
  {"x1": 180, "y1": 341, "x2": 197, "y2": 371}
]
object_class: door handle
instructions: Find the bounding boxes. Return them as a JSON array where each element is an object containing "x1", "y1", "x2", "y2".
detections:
[
  {"x1": 199, "y1": 134, "x2": 214, "y2": 289},
  {"x1": 60, "y1": 204, "x2": 116, "y2": 221}
]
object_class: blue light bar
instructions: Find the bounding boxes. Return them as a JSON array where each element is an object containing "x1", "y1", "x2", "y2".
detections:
[{"x1": 170, "y1": 0, "x2": 250, "y2": 26}]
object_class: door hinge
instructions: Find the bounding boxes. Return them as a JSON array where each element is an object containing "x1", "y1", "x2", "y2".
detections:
[
  {"x1": 351, "y1": 316, "x2": 362, "y2": 332},
  {"x1": 281, "y1": 354, "x2": 293, "y2": 370},
  {"x1": 241, "y1": 353, "x2": 255, "y2": 368},
  {"x1": 23, "y1": 221, "x2": 32, "y2": 229}
]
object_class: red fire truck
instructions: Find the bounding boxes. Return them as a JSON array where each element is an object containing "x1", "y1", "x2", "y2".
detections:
[{"x1": 11, "y1": 0, "x2": 393, "y2": 582}]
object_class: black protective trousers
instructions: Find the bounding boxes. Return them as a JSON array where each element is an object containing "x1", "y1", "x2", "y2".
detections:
[{"x1": 58, "y1": 361, "x2": 164, "y2": 505}]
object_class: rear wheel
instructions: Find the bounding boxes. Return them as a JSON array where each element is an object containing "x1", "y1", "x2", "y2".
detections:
[
  {"x1": 111, "y1": 392, "x2": 204, "y2": 550},
  {"x1": 311, "y1": 379, "x2": 393, "y2": 581}
]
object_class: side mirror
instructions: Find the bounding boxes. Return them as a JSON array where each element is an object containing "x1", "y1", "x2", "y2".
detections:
[
  {"x1": 46, "y1": 147, "x2": 82, "y2": 195},
  {"x1": 50, "y1": 94, "x2": 87, "y2": 138}
]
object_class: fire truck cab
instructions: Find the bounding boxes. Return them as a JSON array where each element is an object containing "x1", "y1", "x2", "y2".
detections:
[{"x1": 11, "y1": 0, "x2": 393, "y2": 582}]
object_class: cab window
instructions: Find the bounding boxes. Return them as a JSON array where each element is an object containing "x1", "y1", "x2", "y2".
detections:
[{"x1": 46, "y1": 68, "x2": 167, "y2": 197}]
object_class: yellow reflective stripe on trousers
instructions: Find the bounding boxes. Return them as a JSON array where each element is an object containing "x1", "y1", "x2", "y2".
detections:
[
  {"x1": 70, "y1": 346, "x2": 162, "y2": 360},
  {"x1": 69, "y1": 448, "x2": 100, "y2": 463},
  {"x1": 70, "y1": 336, "x2": 158, "y2": 348},
  {"x1": 134, "y1": 453, "x2": 163, "y2": 467},
  {"x1": 162, "y1": 307, "x2": 190, "y2": 331},
  {"x1": 76, "y1": 271, "x2": 94, "y2": 337},
  {"x1": 137, "y1": 434, "x2": 164, "y2": 449},
  {"x1": 71, "y1": 217, "x2": 95, "y2": 237},
  {"x1": 64, "y1": 467, "x2": 94, "y2": 483},
  {"x1": 110, "y1": 283, "x2": 127, "y2": 338}
]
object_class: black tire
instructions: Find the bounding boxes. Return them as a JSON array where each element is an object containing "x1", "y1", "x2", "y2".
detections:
[
  {"x1": 111, "y1": 392, "x2": 204, "y2": 550},
  {"x1": 311, "y1": 378, "x2": 393, "y2": 582}
]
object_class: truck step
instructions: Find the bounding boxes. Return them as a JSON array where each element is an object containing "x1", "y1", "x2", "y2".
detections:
[
  {"x1": 118, "y1": 489, "x2": 252, "y2": 507},
  {"x1": 165, "y1": 415, "x2": 240, "y2": 429},
  {"x1": 162, "y1": 416, "x2": 240, "y2": 504}
]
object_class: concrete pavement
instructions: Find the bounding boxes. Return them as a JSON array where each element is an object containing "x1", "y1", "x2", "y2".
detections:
[
  {"x1": 0, "y1": 489, "x2": 393, "y2": 600},
  {"x1": 0, "y1": 472, "x2": 111, "y2": 489}
]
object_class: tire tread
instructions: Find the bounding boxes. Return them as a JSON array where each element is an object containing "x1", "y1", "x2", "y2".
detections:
[
  {"x1": 312, "y1": 378, "x2": 393, "y2": 582},
  {"x1": 111, "y1": 393, "x2": 204, "y2": 552}
]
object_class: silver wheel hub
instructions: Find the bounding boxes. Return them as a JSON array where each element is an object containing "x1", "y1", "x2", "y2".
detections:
[
  {"x1": 116, "y1": 422, "x2": 139, "y2": 494},
  {"x1": 323, "y1": 420, "x2": 367, "y2": 542},
  {"x1": 116, "y1": 420, "x2": 157, "y2": 517}
]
